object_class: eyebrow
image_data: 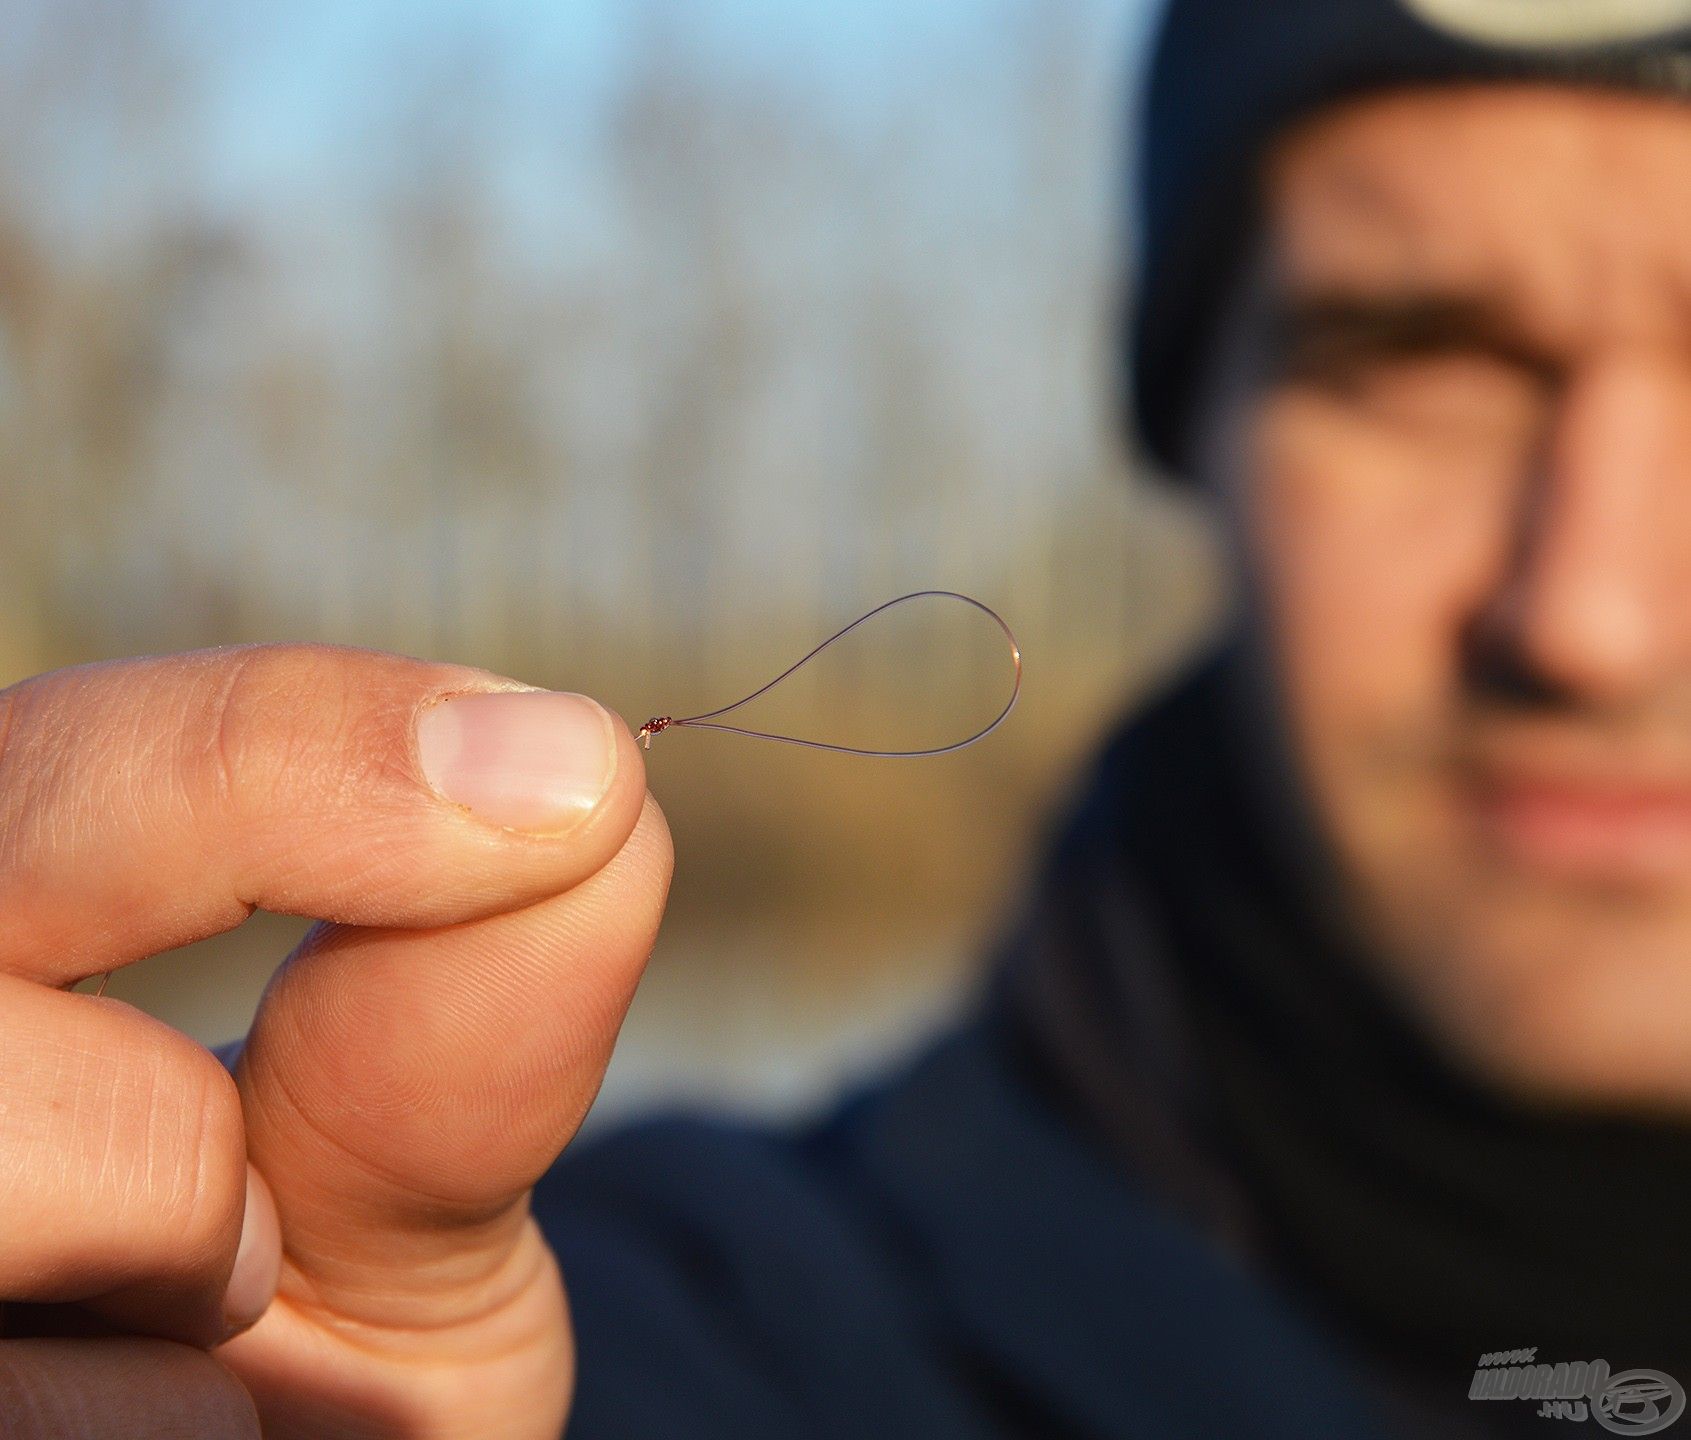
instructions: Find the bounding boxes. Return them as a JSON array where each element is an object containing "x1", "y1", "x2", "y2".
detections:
[{"x1": 1261, "y1": 291, "x2": 1565, "y2": 386}]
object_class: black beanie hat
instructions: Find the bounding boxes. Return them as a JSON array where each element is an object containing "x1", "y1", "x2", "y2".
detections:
[{"x1": 1129, "y1": 0, "x2": 1691, "y2": 476}]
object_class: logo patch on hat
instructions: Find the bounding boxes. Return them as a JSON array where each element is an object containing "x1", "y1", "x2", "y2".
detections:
[{"x1": 1402, "y1": 0, "x2": 1691, "y2": 48}]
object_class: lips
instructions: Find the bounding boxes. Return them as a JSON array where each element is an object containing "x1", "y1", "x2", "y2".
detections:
[{"x1": 1468, "y1": 770, "x2": 1691, "y2": 881}]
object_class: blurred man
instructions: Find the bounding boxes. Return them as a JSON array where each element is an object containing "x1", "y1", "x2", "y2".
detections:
[
  {"x1": 554, "y1": 4, "x2": 1691, "y2": 1436},
  {"x1": 5, "y1": 1, "x2": 1691, "y2": 1437}
]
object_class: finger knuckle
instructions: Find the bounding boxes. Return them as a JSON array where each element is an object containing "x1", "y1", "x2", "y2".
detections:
[
  {"x1": 116, "y1": 1024, "x2": 247, "y2": 1262},
  {"x1": 189, "y1": 644, "x2": 336, "y2": 821},
  {"x1": 187, "y1": 643, "x2": 438, "y2": 836},
  {"x1": 169, "y1": 1044, "x2": 248, "y2": 1261}
]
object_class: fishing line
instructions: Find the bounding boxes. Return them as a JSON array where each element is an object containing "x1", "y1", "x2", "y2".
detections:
[{"x1": 633, "y1": 589, "x2": 1021, "y2": 757}]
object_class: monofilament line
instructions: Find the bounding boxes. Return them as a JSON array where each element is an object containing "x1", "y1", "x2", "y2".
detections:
[{"x1": 634, "y1": 589, "x2": 1021, "y2": 757}]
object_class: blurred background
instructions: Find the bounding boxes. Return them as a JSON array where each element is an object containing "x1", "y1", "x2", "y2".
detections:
[{"x1": 0, "y1": 0, "x2": 1218, "y2": 1124}]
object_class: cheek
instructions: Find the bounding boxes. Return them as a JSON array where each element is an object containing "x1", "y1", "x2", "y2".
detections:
[{"x1": 1243, "y1": 392, "x2": 1514, "y2": 747}]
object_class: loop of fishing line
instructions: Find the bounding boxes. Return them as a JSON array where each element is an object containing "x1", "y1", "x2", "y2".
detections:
[{"x1": 635, "y1": 588, "x2": 1021, "y2": 757}]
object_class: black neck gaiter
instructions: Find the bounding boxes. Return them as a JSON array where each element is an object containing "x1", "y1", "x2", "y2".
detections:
[{"x1": 995, "y1": 627, "x2": 1691, "y2": 1433}]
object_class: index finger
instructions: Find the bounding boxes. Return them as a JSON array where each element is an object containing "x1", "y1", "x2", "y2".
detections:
[{"x1": 0, "y1": 644, "x2": 648, "y2": 985}]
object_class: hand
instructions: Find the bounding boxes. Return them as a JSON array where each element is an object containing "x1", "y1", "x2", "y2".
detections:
[{"x1": 0, "y1": 644, "x2": 672, "y2": 1438}]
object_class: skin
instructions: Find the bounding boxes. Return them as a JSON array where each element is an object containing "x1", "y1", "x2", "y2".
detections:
[
  {"x1": 0, "y1": 645, "x2": 672, "y2": 1436},
  {"x1": 1231, "y1": 85, "x2": 1691, "y2": 1110}
]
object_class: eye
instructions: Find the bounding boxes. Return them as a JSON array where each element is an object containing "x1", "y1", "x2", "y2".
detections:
[{"x1": 1304, "y1": 348, "x2": 1553, "y2": 450}]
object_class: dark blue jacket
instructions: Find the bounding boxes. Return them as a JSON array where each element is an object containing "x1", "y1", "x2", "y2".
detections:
[{"x1": 537, "y1": 1013, "x2": 1397, "y2": 1438}]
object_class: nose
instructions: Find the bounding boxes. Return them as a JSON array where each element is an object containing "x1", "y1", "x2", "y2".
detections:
[{"x1": 1475, "y1": 350, "x2": 1691, "y2": 708}]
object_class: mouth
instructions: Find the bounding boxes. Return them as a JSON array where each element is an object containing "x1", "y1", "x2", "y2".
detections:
[{"x1": 1466, "y1": 766, "x2": 1691, "y2": 883}]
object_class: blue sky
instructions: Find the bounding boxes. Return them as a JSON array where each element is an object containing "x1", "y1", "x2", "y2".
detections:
[{"x1": 159, "y1": 0, "x2": 1151, "y2": 206}]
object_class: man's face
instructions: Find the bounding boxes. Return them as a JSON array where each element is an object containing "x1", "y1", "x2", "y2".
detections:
[{"x1": 1239, "y1": 85, "x2": 1691, "y2": 1108}]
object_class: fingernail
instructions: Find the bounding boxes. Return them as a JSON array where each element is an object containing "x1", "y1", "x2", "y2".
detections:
[
  {"x1": 417, "y1": 690, "x2": 618, "y2": 833},
  {"x1": 222, "y1": 1164, "x2": 281, "y2": 1337}
]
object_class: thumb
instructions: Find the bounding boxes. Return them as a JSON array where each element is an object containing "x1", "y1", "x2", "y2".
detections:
[{"x1": 230, "y1": 698, "x2": 672, "y2": 1328}]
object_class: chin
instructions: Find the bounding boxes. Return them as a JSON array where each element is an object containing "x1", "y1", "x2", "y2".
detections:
[{"x1": 1383, "y1": 883, "x2": 1691, "y2": 1117}]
